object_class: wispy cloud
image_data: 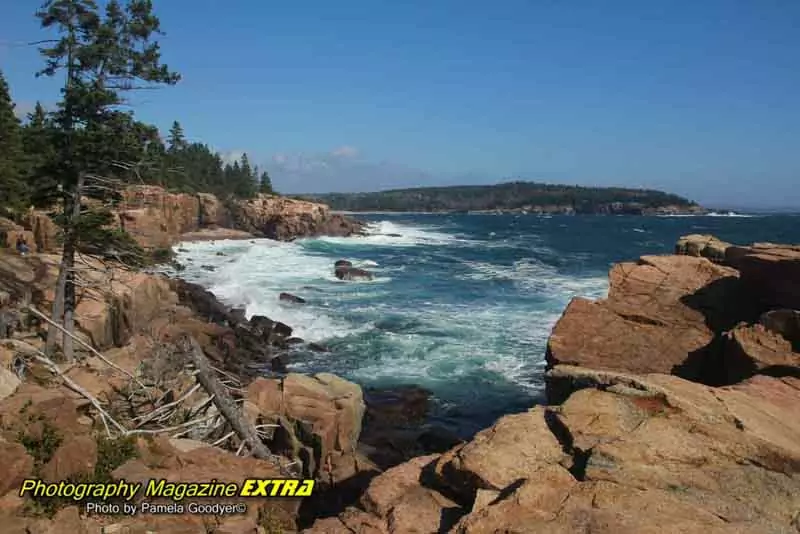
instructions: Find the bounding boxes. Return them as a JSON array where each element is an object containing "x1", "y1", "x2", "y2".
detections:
[
  {"x1": 260, "y1": 146, "x2": 489, "y2": 194},
  {"x1": 220, "y1": 150, "x2": 246, "y2": 166},
  {"x1": 12, "y1": 100, "x2": 41, "y2": 120},
  {"x1": 330, "y1": 145, "x2": 359, "y2": 158}
]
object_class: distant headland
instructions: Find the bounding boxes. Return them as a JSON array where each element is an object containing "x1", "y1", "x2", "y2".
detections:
[{"x1": 297, "y1": 181, "x2": 706, "y2": 215}]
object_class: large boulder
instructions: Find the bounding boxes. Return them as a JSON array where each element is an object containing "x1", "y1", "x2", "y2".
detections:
[
  {"x1": 726, "y1": 243, "x2": 800, "y2": 311},
  {"x1": 21, "y1": 210, "x2": 60, "y2": 253},
  {"x1": 675, "y1": 234, "x2": 732, "y2": 263},
  {"x1": 309, "y1": 369, "x2": 800, "y2": 533},
  {"x1": 546, "y1": 255, "x2": 745, "y2": 391},
  {"x1": 434, "y1": 407, "x2": 566, "y2": 501},
  {"x1": 233, "y1": 195, "x2": 364, "y2": 241},
  {"x1": 246, "y1": 373, "x2": 365, "y2": 478},
  {"x1": 723, "y1": 321, "x2": 799, "y2": 383},
  {"x1": 75, "y1": 271, "x2": 177, "y2": 350},
  {"x1": 304, "y1": 455, "x2": 464, "y2": 534}
]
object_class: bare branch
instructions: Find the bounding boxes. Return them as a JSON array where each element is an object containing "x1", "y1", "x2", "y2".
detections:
[{"x1": 28, "y1": 305, "x2": 151, "y2": 395}]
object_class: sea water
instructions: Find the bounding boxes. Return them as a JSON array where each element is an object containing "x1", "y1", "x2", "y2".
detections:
[{"x1": 166, "y1": 212, "x2": 800, "y2": 437}]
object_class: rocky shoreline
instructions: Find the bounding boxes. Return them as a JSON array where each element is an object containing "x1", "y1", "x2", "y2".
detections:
[
  {"x1": 301, "y1": 235, "x2": 800, "y2": 534},
  {"x1": 0, "y1": 220, "x2": 798, "y2": 532},
  {"x1": 1, "y1": 185, "x2": 366, "y2": 254}
]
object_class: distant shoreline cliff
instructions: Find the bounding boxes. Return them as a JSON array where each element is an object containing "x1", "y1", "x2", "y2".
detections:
[{"x1": 299, "y1": 181, "x2": 706, "y2": 215}]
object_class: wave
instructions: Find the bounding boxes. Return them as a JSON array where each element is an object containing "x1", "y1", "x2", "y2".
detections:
[
  {"x1": 168, "y1": 217, "x2": 611, "y2": 423},
  {"x1": 170, "y1": 239, "x2": 369, "y2": 341},
  {"x1": 458, "y1": 258, "x2": 608, "y2": 300},
  {"x1": 705, "y1": 211, "x2": 755, "y2": 218},
  {"x1": 308, "y1": 220, "x2": 475, "y2": 248},
  {"x1": 657, "y1": 211, "x2": 756, "y2": 218}
]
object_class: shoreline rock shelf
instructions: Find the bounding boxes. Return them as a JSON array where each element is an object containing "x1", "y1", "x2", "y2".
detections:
[
  {"x1": 0, "y1": 231, "x2": 798, "y2": 533},
  {"x1": 304, "y1": 234, "x2": 800, "y2": 533}
]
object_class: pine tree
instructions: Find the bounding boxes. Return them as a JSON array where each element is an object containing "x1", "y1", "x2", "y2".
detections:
[
  {"x1": 36, "y1": 0, "x2": 180, "y2": 360},
  {"x1": 0, "y1": 70, "x2": 27, "y2": 216},
  {"x1": 167, "y1": 120, "x2": 186, "y2": 153},
  {"x1": 240, "y1": 152, "x2": 252, "y2": 179},
  {"x1": 22, "y1": 101, "x2": 59, "y2": 208},
  {"x1": 259, "y1": 170, "x2": 274, "y2": 195}
]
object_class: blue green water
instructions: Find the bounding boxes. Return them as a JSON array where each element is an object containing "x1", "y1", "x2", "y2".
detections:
[{"x1": 169, "y1": 212, "x2": 800, "y2": 436}]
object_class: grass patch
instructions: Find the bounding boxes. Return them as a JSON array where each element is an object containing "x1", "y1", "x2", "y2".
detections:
[
  {"x1": 18, "y1": 430, "x2": 139, "y2": 519},
  {"x1": 257, "y1": 505, "x2": 293, "y2": 534}
]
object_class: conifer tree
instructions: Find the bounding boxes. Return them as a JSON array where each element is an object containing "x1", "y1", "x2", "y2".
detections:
[
  {"x1": 22, "y1": 102, "x2": 60, "y2": 208},
  {"x1": 240, "y1": 152, "x2": 252, "y2": 179},
  {"x1": 259, "y1": 170, "x2": 274, "y2": 195},
  {"x1": 0, "y1": 70, "x2": 27, "y2": 216},
  {"x1": 167, "y1": 120, "x2": 186, "y2": 153},
  {"x1": 36, "y1": 0, "x2": 180, "y2": 359}
]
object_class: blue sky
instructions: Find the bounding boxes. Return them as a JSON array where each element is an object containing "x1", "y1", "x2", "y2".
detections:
[{"x1": 1, "y1": 1, "x2": 799, "y2": 208}]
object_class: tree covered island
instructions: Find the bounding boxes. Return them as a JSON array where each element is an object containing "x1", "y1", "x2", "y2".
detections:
[{"x1": 301, "y1": 182, "x2": 705, "y2": 215}]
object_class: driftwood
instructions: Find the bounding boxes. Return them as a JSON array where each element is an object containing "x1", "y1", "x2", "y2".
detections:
[
  {"x1": 17, "y1": 342, "x2": 127, "y2": 437},
  {"x1": 13, "y1": 308, "x2": 295, "y2": 475},
  {"x1": 27, "y1": 304, "x2": 151, "y2": 395},
  {"x1": 180, "y1": 336, "x2": 281, "y2": 463}
]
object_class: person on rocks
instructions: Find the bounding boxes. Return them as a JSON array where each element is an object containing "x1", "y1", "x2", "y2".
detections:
[{"x1": 16, "y1": 236, "x2": 30, "y2": 256}]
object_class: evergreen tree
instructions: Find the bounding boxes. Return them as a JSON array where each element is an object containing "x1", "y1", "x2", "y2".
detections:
[
  {"x1": 240, "y1": 152, "x2": 252, "y2": 179},
  {"x1": 0, "y1": 70, "x2": 27, "y2": 216},
  {"x1": 36, "y1": 0, "x2": 180, "y2": 360},
  {"x1": 167, "y1": 120, "x2": 186, "y2": 153},
  {"x1": 22, "y1": 102, "x2": 60, "y2": 208},
  {"x1": 259, "y1": 170, "x2": 274, "y2": 195}
]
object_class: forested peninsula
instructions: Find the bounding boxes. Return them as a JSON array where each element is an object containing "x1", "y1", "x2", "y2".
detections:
[{"x1": 302, "y1": 182, "x2": 706, "y2": 215}]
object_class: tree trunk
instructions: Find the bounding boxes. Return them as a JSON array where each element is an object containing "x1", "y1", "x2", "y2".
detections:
[
  {"x1": 58, "y1": 172, "x2": 84, "y2": 362},
  {"x1": 61, "y1": 172, "x2": 85, "y2": 361},
  {"x1": 182, "y1": 335, "x2": 279, "y2": 463},
  {"x1": 45, "y1": 267, "x2": 66, "y2": 356}
]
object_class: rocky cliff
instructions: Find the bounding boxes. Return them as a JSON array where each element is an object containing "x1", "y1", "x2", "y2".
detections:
[
  {"x1": 1, "y1": 185, "x2": 365, "y2": 253},
  {"x1": 118, "y1": 185, "x2": 365, "y2": 248}
]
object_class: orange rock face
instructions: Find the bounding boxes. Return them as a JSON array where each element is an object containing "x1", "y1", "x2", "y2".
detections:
[
  {"x1": 546, "y1": 255, "x2": 744, "y2": 386},
  {"x1": 305, "y1": 371, "x2": 800, "y2": 534},
  {"x1": 726, "y1": 243, "x2": 800, "y2": 310}
]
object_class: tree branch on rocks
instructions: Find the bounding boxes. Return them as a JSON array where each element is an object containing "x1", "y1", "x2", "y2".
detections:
[{"x1": 178, "y1": 335, "x2": 296, "y2": 475}]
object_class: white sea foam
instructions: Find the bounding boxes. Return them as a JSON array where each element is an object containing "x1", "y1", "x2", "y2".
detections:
[
  {"x1": 705, "y1": 211, "x2": 755, "y2": 218},
  {"x1": 170, "y1": 238, "x2": 368, "y2": 341},
  {"x1": 169, "y1": 218, "x2": 607, "y2": 399},
  {"x1": 458, "y1": 258, "x2": 608, "y2": 300},
  {"x1": 316, "y1": 220, "x2": 474, "y2": 247}
]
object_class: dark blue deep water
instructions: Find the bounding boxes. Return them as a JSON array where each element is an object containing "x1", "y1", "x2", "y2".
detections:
[{"x1": 169, "y1": 212, "x2": 800, "y2": 436}]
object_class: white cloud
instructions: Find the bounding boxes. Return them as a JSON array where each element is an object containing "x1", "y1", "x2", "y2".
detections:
[
  {"x1": 220, "y1": 150, "x2": 246, "y2": 166},
  {"x1": 330, "y1": 145, "x2": 359, "y2": 158},
  {"x1": 13, "y1": 101, "x2": 40, "y2": 120}
]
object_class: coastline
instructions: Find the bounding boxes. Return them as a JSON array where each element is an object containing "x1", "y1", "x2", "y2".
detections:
[
  {"x1": 1, "y1": 200, "x2": 799, "y2": 532},
  {"x1": 177, "y1": 227, "x2": 255, "y2": 242}
]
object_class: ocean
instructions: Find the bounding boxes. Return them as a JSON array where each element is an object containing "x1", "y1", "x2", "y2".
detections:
[{"x1": 167, "y1": 212, "x2": 800, "y2": 438}]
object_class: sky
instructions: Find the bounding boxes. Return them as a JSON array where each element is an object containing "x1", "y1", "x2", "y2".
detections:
[{"x1": 1, "y1": 1, "x2": 799, "y2": 208}]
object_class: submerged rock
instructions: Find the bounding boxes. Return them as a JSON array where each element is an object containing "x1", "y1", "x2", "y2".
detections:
[
  {"x1": 335, "y1": 265, "x2": 373, "y2": 281},
  {"x1": 279, "y1": 292, "x2": 306, "y2": 304}
]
